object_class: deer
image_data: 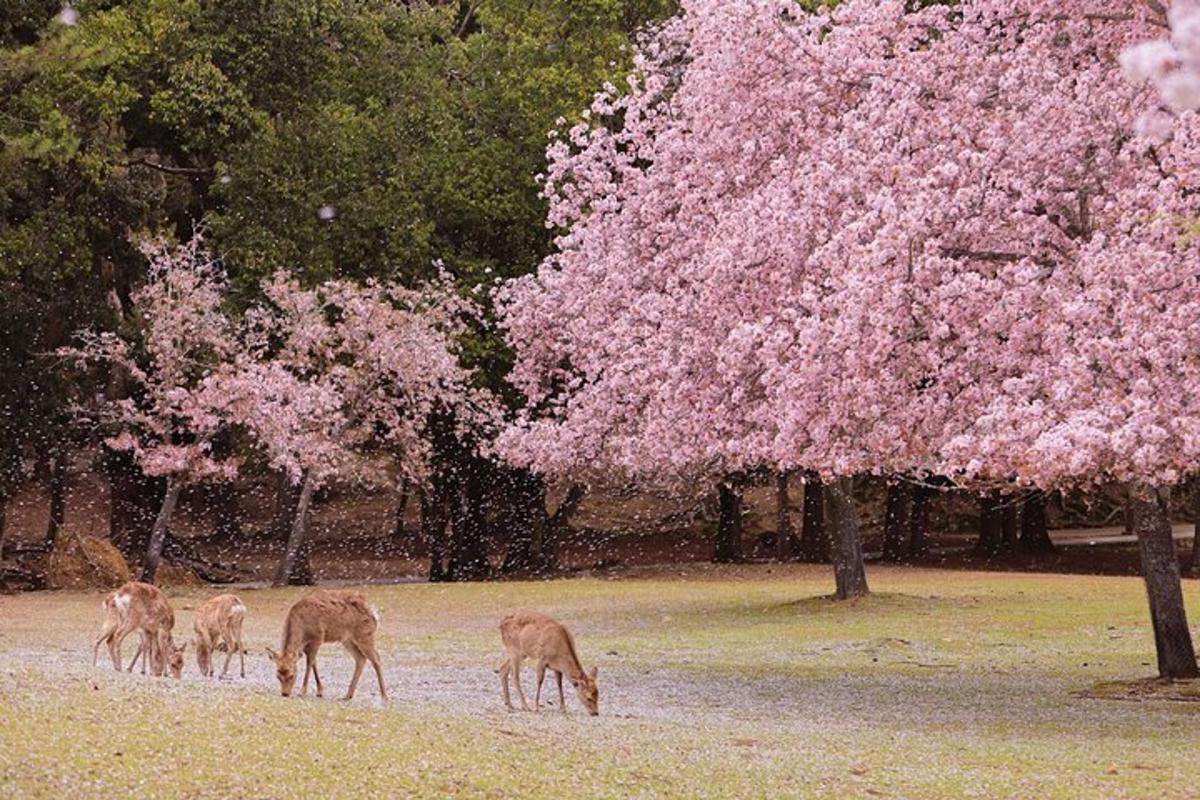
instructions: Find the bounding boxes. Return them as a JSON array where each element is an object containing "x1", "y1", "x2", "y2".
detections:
[
  {"x1": 105, "y1": 581, "x2": 186, "y2": 678},
  {"x1": 266, "y1": 590, "x2": 387, "y2": 703},
  {"x1": 499, "y1": 611, "x2": 599, "y2": 715},
  {"x1": 193, "y1": 593, "x2": 248, "y2": 679}
]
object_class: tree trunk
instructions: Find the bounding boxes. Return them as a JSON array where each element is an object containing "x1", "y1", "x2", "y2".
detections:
[
  {"x1": 273, "y1": 473, "x2": 315, "y2": 588},
  {"x1": 108, "y1": 451, "x2": 162, "y2": 563},
  {"x1": 501, "y1": 471, "x2": 546, "y2": 574},
  {"x1": 909, "y1": 484, "x2": 933, "y2": 558},
  {"x1": 389, "y1": 485, "x2": 410, "y2": 547},
  {"x1": 826, "y1": 476, "x2": 869, "y2": 599},
  {"x1": 975, "y1": 492, "x2": 1004, "y2": 558},
  {"x1": 44, "y1": 447, "x2": 67, "y2": 552},
  {"x1": 270, "y1": 471, "x2": 302, "y2": 543},
  {"x1": 1190, "y1": 486, "x2": 1200, "y2": 574},
  {"x1": 543, "y1": 484, "x2": 585, "y2": 571},
  {"x1": 881, "y1": 480, "x2": 910, "y2": 562},
  {"x1": 140, "y1": 479, "x2": 182, "y2": 584},
  {"x1": 797, "y1": 472, "x2": 829, "y2": 562},
  {"x1": 447, "y1": 459, "x2": 490, "y2": 581},
  {"x1": 1000, "y1": 497, "x2": 1019, "y2": 553},
  {"x1": 775, "y1": 471, "x2": 794, "y2": 562},
  {"x1": 1018, "y1": 491, "x2": 1056, "y2": 554},
  {"x1": 421, "y1": 483, "x2": 451, "y2": 581},
  {"x1": 0, "y1": 491, "x2": 8, "y2": 559},
  {"x1": 1130, "y1": 483, "x2": 1198, "y2": 679},
  {"x1": 713, "y1": 479, "x2": 742, "y2": 563}
]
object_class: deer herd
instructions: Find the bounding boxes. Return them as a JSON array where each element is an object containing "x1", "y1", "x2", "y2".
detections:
[{"x1": 91, "y1": 581, "x2": 601, "y2": 715}]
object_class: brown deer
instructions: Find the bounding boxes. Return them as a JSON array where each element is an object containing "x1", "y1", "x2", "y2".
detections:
[
  {"x1": 499, "y1": 611, "x2": 599, "y2": 715},
  {"x1": 106, "y1": 581, "x2": 186, "y2": 678},
  {"x1": 266, "y1": 590, "x2": 387, "y2": 702},
  {"x1": 193, "y1": 593, "x2": 248, "y2": 679}
]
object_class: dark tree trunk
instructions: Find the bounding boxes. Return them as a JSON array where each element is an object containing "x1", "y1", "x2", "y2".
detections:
[
  {"x1": 826, "y1": 477, "x2": 869, "y2": 599},
  {"x1": 108, "y1": 451, "x2": 162, "y2": 563},
  {"x1": 1018, "y1": 491, "x2": 1056, "y2": 554},
  {"x1": 0, "y1": 491, "x2": 8, "y2": 559},
  {"x1": 140, "y1": 479, "x2": 182, "y2": 584},
  {"x1": 1190, "y1": 485, "x2": 1200, "y2": 574},
  {"x1": 975, "y1": 492, "x2": 1005, "y2": 558},
  {"x1": 44, "y1": 447, "x2": 67, "y2": 551},
  {"x1": 501, "y1": 471, "x2": 547, "y2": 574},
  {"x1": 270, "y1": 471, "x2": 302, "y2": 543},
  {"x1": 447, "y1": 458, "x2": 490, "y2": 581},
  {"x1": 797, "y1": 472, "x2": 829, "y2": 562},
  {"x1": 1000, "y1": 497, "x2": 1019, "y2": 552},
  {"x1": 542, "y1": 484, "x2": 585, "y2": 571},
  {"x1": 881, "y1": 480, "x2": 910, "y2": 562},
  {"x1": 389, "y1": 485, "x2": 410, "y2": 546},
  {"x1": 713, "y1": 479, "x2": 743, "y2": 563},
  {"x1": 273, "y1": 473, "x2": 315, "y2": 588},
  {"x1": 422, "y1": 482, "x2": 452, "y2": 581},
  {"x1": 1130, "y1": 484, "x2": 1198, "y2": 678},
  {"x1": 775, "y1": 471, "x2": 794, "y2": 562},
  {"x1": 908, "y1": 484, "x2": 933, "y2": 558}
]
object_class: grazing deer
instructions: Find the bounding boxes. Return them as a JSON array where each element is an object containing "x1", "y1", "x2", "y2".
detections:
[
  {"x1": 267, "y1": 590, "x2": 387, "y2": 702},
  {"x1": 107, "y1": 581, "x2": 186, "y2": 678},
  {"x1": 499, "y1": 611, "x2": 599, "y2": 715},
  {"x1": 193, "y1": 593, "x2": 248, "y2": 679}
]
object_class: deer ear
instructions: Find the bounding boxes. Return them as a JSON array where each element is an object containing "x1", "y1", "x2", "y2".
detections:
[
  {"x1": 266, "y1": 648, "x2": 279, "y2": 662},
  {"x1": 589, "y1": 666, "x2": 598, "y2": 680}
]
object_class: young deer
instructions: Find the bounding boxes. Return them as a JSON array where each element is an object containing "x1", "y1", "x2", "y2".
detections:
[
  {"x1": 499, "y1": 611, "x2": 599, "y2": 715},
  {"x1": 107, "y1": 581, "x2": 186, "y2": 678},
  {"x1": 266, "y1": 590, "x2": 387, "y2": 702},
  {"x1": 193, "y1": 593, "x2": 247, "y2": 679}
]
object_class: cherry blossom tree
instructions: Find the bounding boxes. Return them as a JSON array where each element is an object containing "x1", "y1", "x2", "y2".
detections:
[
  {"x1": 64, "y1": 236, "x2": 241, "y2": 582},
  {"x1": 228, "y1": 271, "x2": 496, "y2": 586},
  {"x1": 500, "y1": 0, "x2": 1200, "y2": 674}
]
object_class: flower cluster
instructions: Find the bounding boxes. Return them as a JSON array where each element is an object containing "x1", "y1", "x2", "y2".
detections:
[
  {"x1": 69, "y1": 237, "x2": 492, "y2": 490},
  {"x1": 499, "y1": 0, "x2": 1200, "y2": 491}
]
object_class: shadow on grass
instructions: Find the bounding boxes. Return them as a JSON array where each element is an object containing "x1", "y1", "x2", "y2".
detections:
[
  {"x1": 766, "y1": 591, "x2": 972, "y2": 614},
  {"x1": 1074, "y1": 678, "x2": 1200, "y2": 703}
]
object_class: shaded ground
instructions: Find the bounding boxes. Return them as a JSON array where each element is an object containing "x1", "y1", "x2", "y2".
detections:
[{"x1": 1, "y1": 565, "x2": 1198, "y2": 798}]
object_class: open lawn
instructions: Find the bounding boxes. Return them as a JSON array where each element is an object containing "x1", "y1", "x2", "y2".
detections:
[{"x1": 1, "y1": 564, "x2": 1198, "y2": 799}]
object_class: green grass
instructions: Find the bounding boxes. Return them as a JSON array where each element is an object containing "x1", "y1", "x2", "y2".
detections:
[{"x1": 1, "y1": 564, "x2": 1198, "y2": 799}]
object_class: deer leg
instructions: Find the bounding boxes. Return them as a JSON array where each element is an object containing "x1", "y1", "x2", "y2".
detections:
[
  {"x1": 308, "y1": 646, "x2": 323, "y2": 698},
  {"x1": 109, "y1": 624, "x2": 130, "y2": 671},
  {"x1": 535, "y1": 662, "x2": 547, "y2": 711},
  {"x1": 511, "y1": 656, "x2": 530, "y2": 711},
  {"x1": 93, "y1": 621, "x2": 117, "y2": 667},
  {"x1": 499, "y1": 657, "x2": 513, "y2": 710},
  {"x1": 344, "y1": 644, "x2": 366, "y2": 701},
  {"x1": 361, "y1": 642, "x2": 387, "y2": 703},
  {"x1": 237, "y1": 630, "x2": 246, "y2": 679},
  {"x1": 301, "y1": 654, "x2": 313, "y2": 697},
  {"x1": 556, "y1": 670, "x2": 566, "y2": 713},
  {"x1": 220, "y1": 633, "x2": 235, "y2": 678}
]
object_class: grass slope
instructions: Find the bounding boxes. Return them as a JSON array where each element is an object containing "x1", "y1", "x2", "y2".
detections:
[{"x1": 1, "y1": 564, "x2": 1197, "y2": 799}]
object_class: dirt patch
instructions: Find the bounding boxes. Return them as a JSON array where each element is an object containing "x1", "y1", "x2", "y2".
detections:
[
  {"x1": 155, "y1": 562, "x2": 202, "y2": 588},
  {"x1": 45, "y1": 534, "x2": 132, "y2": 590}
]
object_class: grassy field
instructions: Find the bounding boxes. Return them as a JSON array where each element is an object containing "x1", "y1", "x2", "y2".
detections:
[{"x1": 1, "y1": 564, "x2": 1198, "y2": 799}]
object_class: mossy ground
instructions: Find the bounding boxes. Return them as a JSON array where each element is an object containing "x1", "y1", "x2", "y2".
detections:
[{"x1": 1, "y1": 564, "x2": 1197, "y2": 798}]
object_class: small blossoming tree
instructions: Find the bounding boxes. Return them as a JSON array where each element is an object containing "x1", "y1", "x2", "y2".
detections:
[
  {"x1": 228, "y1": 271, "x2": 496, "y2": 586},
  {"x1": 65, "y1": 236, "x2": 241, "y2": 582}
]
